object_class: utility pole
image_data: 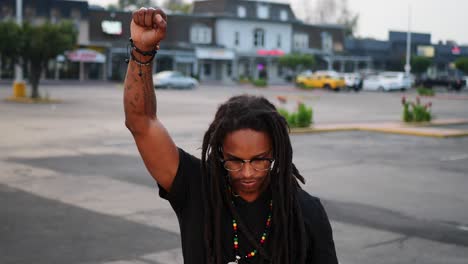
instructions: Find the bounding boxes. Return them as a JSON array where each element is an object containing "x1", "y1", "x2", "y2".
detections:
[
  {"x1": 404, "y1": 5, "x2": 412, "y2": 76},
  {"x1": 13, "y1": 0, "x2": 26, "y2": 98}
]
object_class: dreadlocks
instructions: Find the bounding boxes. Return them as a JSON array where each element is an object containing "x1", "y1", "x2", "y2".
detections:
[{"x1": 201, "y1": 94, "x2": 307, "y2": 264}]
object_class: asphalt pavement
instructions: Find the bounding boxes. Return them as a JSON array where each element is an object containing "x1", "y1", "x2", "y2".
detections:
[{"x1": 1, "y1": 82, "x2": 468, "y2": 264}]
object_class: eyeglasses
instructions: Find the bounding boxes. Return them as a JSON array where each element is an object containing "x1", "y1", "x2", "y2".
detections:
[{"x1": 221, "y1": 157, "x2": 275, "y2": 172}]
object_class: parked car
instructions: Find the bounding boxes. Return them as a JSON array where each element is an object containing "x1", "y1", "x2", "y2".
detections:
[
  {"x1": 416, "y1": 69, "x2": 466, "y2": 91},
  {"x1": 342, "y1": 73, "x2": 363, "y2": 91},
  {"x1": 362, "y1": 72, "x2": 412, "y2": 91},
  {"x1": 152, "y1": 71, "x2": 198, "y2": 89},
  {"x1": 296, "y1": 70, "x2": 346, "y2": 91}
]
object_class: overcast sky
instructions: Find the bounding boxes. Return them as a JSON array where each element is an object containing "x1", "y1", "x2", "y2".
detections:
[{"x1": 86, "y1": 0, "x2": 468, "y2": 45}]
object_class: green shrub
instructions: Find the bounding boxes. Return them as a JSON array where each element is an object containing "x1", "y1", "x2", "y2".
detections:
[
  {"x1": 416, "y1": 86, "x2": 435, "y2": 96},
  {"x1": 296, "y1": 82, "x2": 311, "y2": 89},
  {"x1": 401, "y1": 96, "x2": 432, "y2": 123},
  {"x1": 238, "y1": 75, "x2": 252, "y2": 84},
  {"x1": 253, "y1": 79, "x2": 267, "y2": 87},
  {"x1": 278, "y1": 103, "x2": 313, "y2": 128}
]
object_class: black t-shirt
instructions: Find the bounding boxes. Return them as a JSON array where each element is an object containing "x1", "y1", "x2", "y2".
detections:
[{"x1": 159, "y1": 148, "x2": 338, "y2": 264}]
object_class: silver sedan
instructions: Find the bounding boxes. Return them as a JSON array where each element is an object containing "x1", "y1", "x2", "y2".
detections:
[{"x1": 152, "y1": 71, "x2": 198, "y2": 89}]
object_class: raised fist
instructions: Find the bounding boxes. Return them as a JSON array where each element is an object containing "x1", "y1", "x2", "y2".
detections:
[{"x1": 130, "y1": 7, "x2": 167, "y2": 51}]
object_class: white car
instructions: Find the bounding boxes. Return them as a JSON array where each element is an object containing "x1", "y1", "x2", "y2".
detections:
[
  {"x1": 362, "y1": 72, "x2": 412, "y2": 91},
  {"x1": 152, "y1": 71, "x2": 198, "y2": 89}
]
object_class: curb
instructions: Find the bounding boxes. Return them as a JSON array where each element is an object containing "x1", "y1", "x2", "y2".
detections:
[
  {"x1": 290, "y1": 119, "x2": 468, "y2": 138},
  {"x1": 4, "y1": 97, "x2": 62, "y2": 104}
]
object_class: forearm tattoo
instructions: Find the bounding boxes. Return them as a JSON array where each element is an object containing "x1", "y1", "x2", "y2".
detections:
[{"x1": 124, "y1": 60, "x2": 157, "y2": 118}]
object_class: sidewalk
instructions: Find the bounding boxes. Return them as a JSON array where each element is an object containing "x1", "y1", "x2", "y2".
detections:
[{"x1": 292, "y1": 118, "x2": 468, "y2": 138}]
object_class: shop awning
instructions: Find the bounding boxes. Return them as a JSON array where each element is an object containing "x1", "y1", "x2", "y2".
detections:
[
  {"x1": 67, "y1": 49, "x2": 106, "y2": 63},
  {"x1": 195, "y1": 47, "x2": 235, "y2": 60}
]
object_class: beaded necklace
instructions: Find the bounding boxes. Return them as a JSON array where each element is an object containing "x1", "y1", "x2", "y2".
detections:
[{"x1": 228, "y1": 199, "x2": 273, "y2": 264}]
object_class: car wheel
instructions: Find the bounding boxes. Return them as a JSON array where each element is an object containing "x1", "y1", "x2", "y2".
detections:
[
  {"x1": 378, "y1": 86, "x2": 385, "y2": 92},
  {"x1": 323, "y1": 84, "x2": 331, "y2": 90}
]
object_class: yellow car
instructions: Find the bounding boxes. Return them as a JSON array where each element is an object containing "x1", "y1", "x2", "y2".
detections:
[{"x1": 296, "y1": 71, "x2": 345, "y2": 90}]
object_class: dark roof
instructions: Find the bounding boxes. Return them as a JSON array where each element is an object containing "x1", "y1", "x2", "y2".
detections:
[
  {"x1": 0, "y1": 0, "x2": 89, "y2": 18},
  {"x1": 193, "y1": 0, "x2": 297, "y2": 22},
  {"x1": 389, "y1": 30, "x2": 431, "y2": 44},
  {"x1": 345, "y1": 38, "x2": 390, "y2": 51}
]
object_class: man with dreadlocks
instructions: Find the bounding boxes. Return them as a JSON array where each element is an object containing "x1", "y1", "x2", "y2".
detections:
[{"x1": 124, "y1": 7, "x2": 338, "y2": 264}]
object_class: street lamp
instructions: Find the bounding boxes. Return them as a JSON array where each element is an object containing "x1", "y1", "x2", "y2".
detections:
[
  {"x1": 404, "y1": 5, "x2": 412, "y2": 76},
  {"x1": 13, "y1": 0, "x2": 26, "y2": 98}
]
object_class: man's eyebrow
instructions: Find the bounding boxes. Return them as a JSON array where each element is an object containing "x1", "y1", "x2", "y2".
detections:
[{"x1": 224, "y1": 151, "x2": 270, "y2": 159}]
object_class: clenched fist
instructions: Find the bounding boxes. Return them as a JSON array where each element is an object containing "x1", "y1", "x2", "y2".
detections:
[{"x1": 130, "y1": 7, "x2": 167, "y2": 52}]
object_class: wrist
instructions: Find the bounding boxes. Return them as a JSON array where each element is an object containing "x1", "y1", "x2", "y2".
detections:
[{"x1": 130, "y1": 38, "x2": 158, "y2": 56}]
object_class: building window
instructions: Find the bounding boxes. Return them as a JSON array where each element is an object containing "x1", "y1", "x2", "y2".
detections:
[
  {"x1": 1, "y1": 5, "x2": 13, "y2": 20},
  {"x1": 257, "y1": 4, "x2": 269, "y2": 19},
  {"x1": 24, "y1": 6, "x2": 36, "y2": 23},
  {"x1": 50, "y1": 8, "x2": 61, "y2": 24},
  {"x1": 190, "y1": 24, "x2": 212, "y2": 44},
  {"x1": 204, "y1": 63, "x2": 212, "y2": 76},
  {"x1": 321, "y1": 32, "x2": 333, "y2": 53},
  {"x1": 293, "y1": 33, "x2": 308, "y2": 49},
  {"x1": 237, "y1": 6, "x2": 246, "y2": 18},
  {"x1": 234, "y1": 32, "x2": 240, "y2": 46},
  {"x1": 334, "y1": 42, "x2": 344, "y2": 52},
  {"x1": 280, "y1": 10, "x2": 288, "y2": 21},
  {"x1": 71, "y1": 8, "x2": 81, "y2": 19},
  {"x1": 227, "y1": 62, "x2": 232, "y2": 76},
  {"x1": 253, "y1": 28, "x2": 265, "y2": 48},
  {"x1": 277, "y1": 34, "x2": 281, "y2": 48}
]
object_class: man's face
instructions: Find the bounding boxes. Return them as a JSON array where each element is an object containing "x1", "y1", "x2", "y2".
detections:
[{"x1": 222, "y1": 129, "x2": 273, "y2": 202}]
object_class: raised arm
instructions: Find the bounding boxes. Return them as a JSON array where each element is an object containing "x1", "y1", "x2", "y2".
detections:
[{"x1": 124, "y1": 7, "x2": 179, "y2": 192}]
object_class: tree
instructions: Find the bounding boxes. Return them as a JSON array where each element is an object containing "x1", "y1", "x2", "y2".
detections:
[
  {"x1": 279, "y1": 53, "x2": 316, "y2": 73},
  {"x1": 163, "y1": 0, "x2": 193, "y2": 14},
  {"x1": 337, "y1": 0, "x2": 359, "y2": 37},
  {"x1": 21, "y1": 21, "x2": 77, "y2": 98},
  {"x1": 0, "y1": 21, "x2": 22, "y2": 78},
  {"x1": 454, "y1": 57, "x2": 468, "y2": 75},
  {"x1": 296, "y1": 0, "x2": 359, "y2": 36},
  {"x1": 411, "y1": 56, "x2": 432, "y2": 75},
  {"x1": 117, "y1": 0, "x2": 155, "y2": 11},
  {"x1": 295, "y1": 0, "x2": 359, "y2": 36}
]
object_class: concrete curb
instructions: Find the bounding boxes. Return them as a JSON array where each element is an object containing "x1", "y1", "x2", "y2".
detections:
[
  {"x1": 4, "y1": 97, "x2": 62, "y2": 104},
  {"x1": 291, "y1": 118, "x2": 468, "y2": 138}
]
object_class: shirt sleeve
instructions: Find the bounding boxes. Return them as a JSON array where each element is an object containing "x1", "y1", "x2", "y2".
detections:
[{"x1": 158, "y1": 148, "x2": 202, "y2": 214}]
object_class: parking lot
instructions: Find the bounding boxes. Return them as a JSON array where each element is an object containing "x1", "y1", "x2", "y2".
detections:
[{"x1": 1, "y1": 82, "x2": 468, "y2": 264}]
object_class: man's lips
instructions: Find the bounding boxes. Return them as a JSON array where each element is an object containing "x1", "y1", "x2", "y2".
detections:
[{"x1": 239, "y1": 179, "x2": 258, "y2": 188}]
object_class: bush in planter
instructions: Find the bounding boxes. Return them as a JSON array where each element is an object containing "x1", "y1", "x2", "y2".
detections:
[
  {"x1": 239, "y1": 75, "x2": 251, "y2": 84},
  {"x1": 416, "y1": 86, "x2": 435, "y2": 96},
  {"x1": 401, "y1": 96, "x2": 432, "y2": 122},
  {"x1": 253, "y1": 79, "x2": 267, "y2": 87},
  {"x1": 278, "y1": 102, "x2": 313, "y2": 128}
]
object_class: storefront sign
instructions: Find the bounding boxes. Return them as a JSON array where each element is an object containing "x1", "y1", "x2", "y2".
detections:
[
  {"x1": 256, "y1": 49, "x2": 285, "y2": 56},
  {"x1": 196, "y1": 48, "x2": 235, "y2": 60},
  {"x1": 67, "y1": 49, "x2": 106, "y2": 63},
  {"x1": 451, "y1": 46, "x2": 461, "y2": 55}
]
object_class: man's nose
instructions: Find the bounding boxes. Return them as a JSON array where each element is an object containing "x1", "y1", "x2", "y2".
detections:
[{"x1": 240, "y1": 161, "x2": 255, "y2": 177}]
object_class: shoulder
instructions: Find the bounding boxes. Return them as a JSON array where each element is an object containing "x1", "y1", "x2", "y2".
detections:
[
  {"x1": 177, "y1": 148, "x2": 202, "y2": 171},
  {"x1": 297, "y1": 188, "x2": 322, "y2": 213},
  {"x1": 296, "y1": 188, "x2": 330, "y2": 230}
]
